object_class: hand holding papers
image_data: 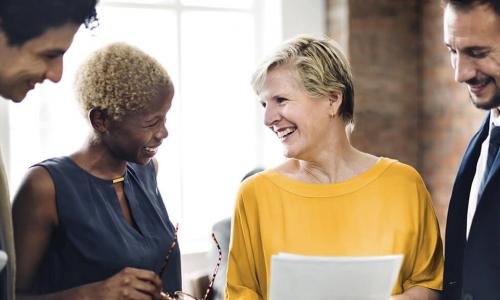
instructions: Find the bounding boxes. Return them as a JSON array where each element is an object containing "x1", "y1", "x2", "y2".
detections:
[
  {"x1": 269, "y1": 253, "x2": 403, "y2": 300},
  {"x1": 0, "y1": 250, "x2": 7, "y2": 272}
]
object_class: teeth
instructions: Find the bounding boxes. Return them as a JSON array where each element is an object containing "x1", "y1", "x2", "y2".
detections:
[
  {"x1": 277, "y1": 128, "x2": 296, "y2": 139},
  {"x1": 474, "y1": 78, "x2": 491, "y2": 88},
  {"x1": 144, "y1": 147, "x2": 158, "y2": 153}
]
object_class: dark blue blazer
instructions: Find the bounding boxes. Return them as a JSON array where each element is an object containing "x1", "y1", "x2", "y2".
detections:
[{"x1": 443, "y1": 113, "x2": 500, "y2": 300}]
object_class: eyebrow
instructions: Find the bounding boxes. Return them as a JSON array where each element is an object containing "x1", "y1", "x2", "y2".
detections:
[
  {"x1": 465, "y1": 46, "x2": 490, "y2": 52},
  {"x1": 445, "y1": 43, "x2": 490, "y2": 52},
  {"x1": 42, "y1": 49, "x2": 67, "y2": 56},
  {"x1": 145, "y1": 115, "x2": 164, "y2": 123}
]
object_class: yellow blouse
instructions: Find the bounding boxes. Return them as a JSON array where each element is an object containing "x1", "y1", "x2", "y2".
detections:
[{"x1": 225, "y1": 158, "x2": 443, "y2": 299}]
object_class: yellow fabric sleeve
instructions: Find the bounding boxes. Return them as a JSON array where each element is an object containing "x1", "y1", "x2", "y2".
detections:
[
  {"x1": 402, "y1": 176, "x2": 443, "y2": 291},
  {"x1": 225, "y1": 192, "x2": 263, "y2": 300}
]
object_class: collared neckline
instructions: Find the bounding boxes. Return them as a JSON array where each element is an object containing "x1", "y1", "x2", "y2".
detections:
[{"x1": 490, "y1": 108, "x2": 500, "y2": 128}]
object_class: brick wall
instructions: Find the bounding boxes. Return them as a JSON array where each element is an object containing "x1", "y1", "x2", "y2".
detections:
[
  {"x1": 347, "y1": 0, "x2": 420, "y2": 169},
  {"x1": 327, "y1": 0, "x2": 486, "y2": 236}
]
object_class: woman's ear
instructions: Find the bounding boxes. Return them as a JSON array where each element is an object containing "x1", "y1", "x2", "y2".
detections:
[
  {"x1": 328, "y1": 91, "x2": 343, "y2": 118},
  {"x1": 89, "y1": 108, "x2": 109, "y2": 133}
]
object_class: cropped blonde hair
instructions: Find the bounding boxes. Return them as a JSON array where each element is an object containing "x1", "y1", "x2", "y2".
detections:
[
  {"x1": 252, "y1": 35, "x2": 354, "y2": 125},
  {"x1": 75, "y1": 42, "x2": 172, "y2": 120}
]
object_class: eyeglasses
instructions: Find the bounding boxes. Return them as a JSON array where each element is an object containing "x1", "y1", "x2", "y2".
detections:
[{"x1": 159, "y1": 225, "x2": 222, "y2": 300}]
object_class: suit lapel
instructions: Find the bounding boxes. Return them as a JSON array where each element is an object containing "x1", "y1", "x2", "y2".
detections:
[
  {"x1": 481, "y1": 143, "x2": 500, "y2": 194},
  {"x1": 447, "y1": 114, "x2": 489, "y2": 239},
  {"x1": 466, "y1": 113, "x2": 496, "y2": 236},
  {"x1": 454, "y1": 115, "x2": 490, "y2": 197},
  {"x1": 444, "y1": 114, "x2": 490, "y2": 297}
]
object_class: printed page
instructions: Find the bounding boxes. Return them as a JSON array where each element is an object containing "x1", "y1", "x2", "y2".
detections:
[{"x1": 269, "y1": 253, "x2": 403, "y2": 300}]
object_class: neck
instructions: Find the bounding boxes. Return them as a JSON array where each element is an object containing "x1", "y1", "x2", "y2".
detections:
[
  {"x1": 278, "y1": 128, "x2": 378, "y2": 184},
  {"x1": 296, "y1": 145, "x2": 367, "y2": 184},
  {"x1": 71, "y1": 137, "x2": 127, "y2": 180}
]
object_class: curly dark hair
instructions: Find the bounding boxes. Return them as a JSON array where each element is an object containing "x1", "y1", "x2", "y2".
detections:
[
  {"x1": 442, "y1": 0, "x2": 500, "y2": 15},
  {"x1": 0, "y1": 0, "x2": 99, "y2": 46}
]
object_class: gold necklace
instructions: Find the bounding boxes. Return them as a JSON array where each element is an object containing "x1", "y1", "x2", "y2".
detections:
[{"x1": 112, "y1": 177, "x2": 125, "y2": 184}]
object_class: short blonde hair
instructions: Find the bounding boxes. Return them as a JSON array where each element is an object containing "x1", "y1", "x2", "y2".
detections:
[
  {"x1": 75, "y1": 42, "x2": 172, "y2": 120},
  {"x1": 252, "y1": 35, "x2": 354, "y2": 124}
]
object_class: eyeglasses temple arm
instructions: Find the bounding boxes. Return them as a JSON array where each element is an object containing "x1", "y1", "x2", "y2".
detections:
[
  {"x1": 202, "y1": 233, "x2": 222, "y2": 300},
  {"x1": 159, "y1": 223, "x2": 179, "y2": 278}
]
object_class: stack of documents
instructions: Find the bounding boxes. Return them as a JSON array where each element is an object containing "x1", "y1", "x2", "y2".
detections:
[{"x1": 269, "y1": 253, "x2": 403, "y2": 300}]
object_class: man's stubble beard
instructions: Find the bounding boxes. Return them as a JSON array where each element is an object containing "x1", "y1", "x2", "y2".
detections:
[{"x1": 470, "y1": 86, "x2": 500, "y2": 110}]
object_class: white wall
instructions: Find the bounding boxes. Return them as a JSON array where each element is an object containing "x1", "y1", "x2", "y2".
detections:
[{"x1": 282, "y1": 0, "x2": 326, "y2": 39}]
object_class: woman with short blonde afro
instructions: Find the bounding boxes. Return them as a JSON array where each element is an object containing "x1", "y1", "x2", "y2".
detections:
[
  {"x1": 13, "y1": 42, "x2": 181, "y2": 299},
  {"x1": 75, "y1": 42, "x2": 172, "y2": 120}
]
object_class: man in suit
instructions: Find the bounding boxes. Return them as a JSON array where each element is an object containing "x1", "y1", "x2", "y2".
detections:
[
  {"x1": 442, "y1": 0, "x2": 500, "y2": 299},
  {"x1": 0, "y1": 1, "x2": 98, "y2": 299}
]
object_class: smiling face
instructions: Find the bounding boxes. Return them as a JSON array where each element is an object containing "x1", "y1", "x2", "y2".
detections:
[
  {"x1": 444, "y1": 4, "x2": 500, "y2": 110},
  {"x1": 260, "y1": 64, "x2": 336, "y2": 160},
  {"x1": 103, "y1": 85, "x2": 174, "y2": 165},
  {"x1": 0, "y1": 23, "x2": 79, "y2": 102}
]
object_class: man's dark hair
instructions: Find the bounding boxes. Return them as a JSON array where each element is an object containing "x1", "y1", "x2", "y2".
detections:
[
  {"x1": 0, "y1": 0, "x2": 98, "y2": 46},
  {"x1": 442, "y1": 0, "x2": 500, "y2": 16}
]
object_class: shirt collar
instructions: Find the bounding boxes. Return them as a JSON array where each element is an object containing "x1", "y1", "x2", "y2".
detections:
[{"x1": 490, "y1": 108, "x2": 500, "y2": 129}]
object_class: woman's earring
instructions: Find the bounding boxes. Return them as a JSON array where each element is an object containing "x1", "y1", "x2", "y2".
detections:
[{"x1": 329, "y1": 98, "x2": 336, "y2": 119}]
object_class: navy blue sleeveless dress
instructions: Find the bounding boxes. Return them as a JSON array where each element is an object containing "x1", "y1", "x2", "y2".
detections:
[{"x1": 31, "y1": 157, "x2": 182, "y2": 294}]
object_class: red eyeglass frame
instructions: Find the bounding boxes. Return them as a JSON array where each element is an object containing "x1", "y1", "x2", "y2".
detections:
[{"x1": 159, "y1": 225, "x2": 222, "y2": 300}]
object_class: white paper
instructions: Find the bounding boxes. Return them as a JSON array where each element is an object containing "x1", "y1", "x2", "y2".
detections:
[
  {"x1": 0, "y1": 250, "x2": 7, "y2": 272},
  {"x1": 269, "y1": 253, "x2": 403, "y2": 300}
]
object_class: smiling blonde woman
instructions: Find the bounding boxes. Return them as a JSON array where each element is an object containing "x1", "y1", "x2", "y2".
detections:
[{"x1": 225, "y1": 36, "x2": 444, "y2": 300}]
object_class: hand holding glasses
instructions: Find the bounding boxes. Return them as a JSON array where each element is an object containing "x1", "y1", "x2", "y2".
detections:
[{"x1": 159, "y1": 225, "x2": 222, "y2": 300}]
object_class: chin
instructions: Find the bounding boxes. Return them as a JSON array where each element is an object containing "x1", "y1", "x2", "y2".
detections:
[
  {"x1": 13, "y1": 87, "x2": 31, "y2": 102},
  {"x1": 282, "y1": 147, "x2": 301, "y2": 160},
  {"x1": 11, "y1": 97, "x2": 24, "y2": 103},
  {"x1": 282, "y1": 147, "x2": 293, "y2": 158},
  {"x1": 471, "y1": 93, "x2": 500, "y2": 110},
  {"x1": 137, "y1": 157, "x2": 152, "y2": 165},
  {"x1": 1, "y1": 91, "x2": 25, "y2": 102}
]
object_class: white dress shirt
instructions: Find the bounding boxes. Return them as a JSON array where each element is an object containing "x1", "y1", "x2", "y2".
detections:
[{"x1": 466, "y1": 108, "x2": 500, "y2": 239}]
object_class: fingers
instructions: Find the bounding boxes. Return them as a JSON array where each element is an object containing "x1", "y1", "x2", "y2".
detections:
[
  {"x1": 122, "y1": 267, "x2": 163, "y2": 298},
  {"x1": 104, "y1": 267, "x2": 164, "y2": 300},
  {"x1": 123, "y1": 274, "x2": 159, "y2": 297},
  {"x1": 120, "y1": 286, "x2": 152, "y2": 300},
  {"x1": 124, "y1": 267, "x2": 163, "y2": 289}
]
